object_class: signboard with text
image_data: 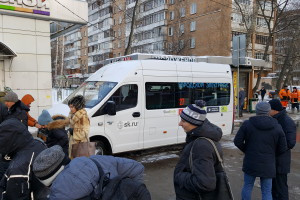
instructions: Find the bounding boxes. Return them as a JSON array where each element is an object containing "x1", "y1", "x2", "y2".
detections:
[{"x1": 0, "y1": 0, "x2": 87, "y2": 24}]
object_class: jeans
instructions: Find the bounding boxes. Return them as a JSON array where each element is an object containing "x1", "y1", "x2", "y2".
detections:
[{"x1": 242, "y1": 173, "x2": 272, "y2": 200}]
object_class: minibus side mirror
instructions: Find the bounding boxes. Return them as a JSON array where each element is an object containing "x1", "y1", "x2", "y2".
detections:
[{"x1": 106, "y1": 101, "x2": 116, "y2": 116}]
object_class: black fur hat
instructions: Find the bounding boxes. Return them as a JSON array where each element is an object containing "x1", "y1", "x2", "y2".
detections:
[{"x1": 68, "y1": 95, "x2": 85, "y2": 110}]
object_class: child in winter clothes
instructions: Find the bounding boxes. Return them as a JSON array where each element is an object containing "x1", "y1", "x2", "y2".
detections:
[
  {"x1": 67, "y1": 95, "x2": 90, "y2": 158},
  {"x1": 38, "y1": 110, "x2": 69, "y2": 156}
]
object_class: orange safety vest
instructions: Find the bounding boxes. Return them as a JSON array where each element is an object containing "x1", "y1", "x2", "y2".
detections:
[
  {"x1": 291, "y1": 90, "x2": 300, "y2": 103},
  {"x1": 279, "y1": 89, "x2": 291, "y2": 100}
]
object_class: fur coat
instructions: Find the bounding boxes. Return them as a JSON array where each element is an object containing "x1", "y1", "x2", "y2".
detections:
[{"x1": 68, "y1": 109, "x2": 90, "y2": 157}]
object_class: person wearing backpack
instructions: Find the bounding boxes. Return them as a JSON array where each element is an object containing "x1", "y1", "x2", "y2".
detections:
[
  {"x1": 32, "y1": 145, "x2": 151, "y2": 200},
  {"x1": 174, "y1": 100, "x2": 232, "y2": 200}
]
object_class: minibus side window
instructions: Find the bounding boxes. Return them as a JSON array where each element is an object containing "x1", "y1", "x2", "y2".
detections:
[
  {"x1": 146, "y1": 82, "x2": 230, "y2": 110},
  {"x1": 194, "y1": 83, "x2": 230, "y2": 106},
  {"x1": 146, "y1": 83, "x2": 177, "y2": 109}
]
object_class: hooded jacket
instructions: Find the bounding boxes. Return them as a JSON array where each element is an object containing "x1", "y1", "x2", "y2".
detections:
[
  {"x1": 21, "y1": 94, "x2": 37, "y2": 127},
  {"x1": 6, "y1": 100, "x2": 29, "y2": 128},
  {"x1": 272, "y1": 110, "x2": 296, "y2": 173},
  {"x1": 0, "y1": 103, "x2": 8, "y2": 124},
  {"x1": 234, "y1": 116, "x2": 287, "y2": 178},
  {"x1": 0, "y1": 118, "x2": 47, "y2": 200},
  {"x1": 48, "y1": 155, "x2": 145, "y2": 200},
  {"x1": 174, "y1": 119, "x2": 223, "y2": 200},
  {"x1": 45, "y1": 115, "x2": 69, "y2": 156}
]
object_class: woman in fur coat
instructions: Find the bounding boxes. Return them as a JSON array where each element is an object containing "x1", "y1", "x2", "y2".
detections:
[{"x1": 68, "y1": 95, "x2": 90, "y2": 159}]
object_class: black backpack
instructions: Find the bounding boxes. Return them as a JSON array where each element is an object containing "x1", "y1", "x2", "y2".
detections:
[{"x1": 90, "y1": 159, "x2": 151, "y2": 200}]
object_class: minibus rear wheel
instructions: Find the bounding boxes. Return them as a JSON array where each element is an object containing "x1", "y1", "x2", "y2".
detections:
[{"x1": 95, "y1": 141, "x2": 110, "y2": 155}]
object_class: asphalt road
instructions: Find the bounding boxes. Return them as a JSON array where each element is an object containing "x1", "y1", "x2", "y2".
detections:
[{"x1": 120, "y1": 127, "x2": 300, "y2": 200}]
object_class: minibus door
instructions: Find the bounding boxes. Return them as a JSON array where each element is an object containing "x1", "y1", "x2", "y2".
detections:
[{"x1": 104, "y1": 83, "x2": 142, "y2": 153}]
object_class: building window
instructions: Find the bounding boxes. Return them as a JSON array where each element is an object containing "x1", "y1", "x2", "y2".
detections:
[
  {"x1": 180, "y1": 7, "x2": 185, "y2": 17},
  {"x1": 232, "y1": 13, "x2": 243, "y2": 24},
  {"x1": 170, "y1": 11, "x2": 174, "y2": 20},
  {"x1": 119, "y1": 16, "x2": 122, "y2": 24},
  {"x1": 255, "y1": 52, "x2": 270, "y2": 61},
  {"x1": 190, "y1": 38, "x2": 195, "y2": 48},
  {"x1": 256, "y1": 17, "x2": 268, "y2": 27},
  {"x1": 170, "y1": 0, "x2": 175, "y2": 4},
  {"x1": 180, "y1": 24, "x2": 184, "y2": 35},
  {"x1": 179, "y1": 40, "x2": 184, "y2": 49},
  {"x1": 256, "y1": 35, "x2": 272, "y2": 45},
  {"x1": 258, "y1": 1, "x2": 272, "y2": 11},
  {"x1": 190, "y1": 21, "x2": 196, "y2": 31},
  {"x1": 168, "y1": 27, "x2": 173, "y2": 36},
  {"x1": 190, "y1": 3, "x2": 197, "y2": 14},
  {"x1": 236, "y1": 0, "x2": 250, "y2": 5}
]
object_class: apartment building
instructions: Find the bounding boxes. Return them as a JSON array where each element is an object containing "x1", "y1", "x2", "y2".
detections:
[{"x1": 51, "y1": 23, "x2": 88, "y2": 88}]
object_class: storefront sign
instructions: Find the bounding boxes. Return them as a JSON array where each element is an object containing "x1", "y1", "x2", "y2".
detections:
[{"x1": 0, "y1": 0, "x2": 50, "y2": 16}]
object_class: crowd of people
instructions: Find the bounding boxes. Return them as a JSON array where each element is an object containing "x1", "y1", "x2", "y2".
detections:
[
  {"x1": 0, "y1": 91, "x2": 151, "y2": 200},
  {"x1": 0, "y1": 89, "x2": 297, "y2": 200}
]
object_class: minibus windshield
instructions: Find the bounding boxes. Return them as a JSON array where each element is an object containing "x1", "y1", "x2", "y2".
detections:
[{"x1": 63, "y1": 81, "x2": 117, "y2": 108}]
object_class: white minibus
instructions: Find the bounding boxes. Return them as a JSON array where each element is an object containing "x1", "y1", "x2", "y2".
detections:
[{"x1": 56, "y1": 54, "x2": 234, "y2": 155}]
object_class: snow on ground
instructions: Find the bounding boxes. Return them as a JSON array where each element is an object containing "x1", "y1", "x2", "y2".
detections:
[{"x1": 138, "y1": 152, "x2": 179, "y2": 164}]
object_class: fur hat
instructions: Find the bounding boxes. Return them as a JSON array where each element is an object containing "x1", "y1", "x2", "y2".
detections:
[
  {"x1": 256, "y1": 102, "x2": 271, "y2": 116},
  {"x1": 38, "y1": 110, "x2": 53, "y2": 125},
  {"x1": 180, "y1": 100, "x2": 207, "y2": 126},
  {"x1": 68, "y1": 95, "x2": 85, "y2": 110},
  {"x1": 33, "y1": 145, "x2": 70, "y2": 186},
  {"x1": 4, "y1": 91, "x2": 18, "y2": 103},
  {"x1": 269, "y1": 99, "x2": 283, "y2": 111}
]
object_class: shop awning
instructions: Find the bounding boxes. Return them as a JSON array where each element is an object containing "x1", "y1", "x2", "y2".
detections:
[{"x1": 0, "y1": 42, "x2": 17, "y2": 58}]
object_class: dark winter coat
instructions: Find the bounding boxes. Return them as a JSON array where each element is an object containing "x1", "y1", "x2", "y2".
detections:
[
  {"x1": 48, "y1": 155, "x2": 145, "y2": 200},
  {"x1": 272, "y1": 110, "x2": 296, "y2": 174},
  {"x1": 0, "y1": 118, "x2": 48, "y2": 200},
  {"x1": 234, "y1": 116, "x2": 287, "y2": 178},
  {"x1": 0, "y1": 103, "x2": 8, "y2": 123},
  {"x1": 45, "y1": 115, "x2": 69, "y2": 156},
  {"x1": 6, "y1": 100, "x2": 29, "y2": 128},
  {"x1": 174, "y1": 119, "x2": 223, "y2": 200}
]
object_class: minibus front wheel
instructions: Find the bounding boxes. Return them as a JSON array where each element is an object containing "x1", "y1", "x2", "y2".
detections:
[{"x1": 95, "y1": 140, "x2": 111, "y2": 155}]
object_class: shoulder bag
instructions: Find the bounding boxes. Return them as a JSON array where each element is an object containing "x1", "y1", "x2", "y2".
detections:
[
  {"x1": 71, "y1": 132, "x2": 96, "y2": 158},
  {"x1": 189, "y1": 137, "x2": 234, "y2": 200}
]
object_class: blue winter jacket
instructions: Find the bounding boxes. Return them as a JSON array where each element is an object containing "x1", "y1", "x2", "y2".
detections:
[
  {"x1": 272, "y1": 110, "x2": 296, "y2": 174},
  {"x1": 49, "y1": 155, "x2": 145, "y2": 200},
  {"x1": 234, "y1": 115, "x2": 287, "y2": 178}
]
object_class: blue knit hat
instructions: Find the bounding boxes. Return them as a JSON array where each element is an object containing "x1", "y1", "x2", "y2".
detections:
[
  {"x1": 38, "y1": 110, "x2": 53, "y2": 125},
  {"x1": 180, "y1": 100, "x2": 207, "y2": 126}
]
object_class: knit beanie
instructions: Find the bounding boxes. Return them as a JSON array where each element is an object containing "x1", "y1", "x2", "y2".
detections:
[
  {"x1": 33, "y1": 145, "x2": 70, "y2": 186},
  {"x1": 68, "y1": 95, "x2": 85, "y2": 110},
  {"x1": 269, "y1": 99, "x2": 283, "y2": 111},
  {"x1": 255, "y1": 102, "x2": 271, "y2": 116},
  {"x1": 4, "y1": 91, "x2": 18, "y2": 103},
  {"x1": 180, "y1": 100, "x2": 207, "y2": 126},
  {"x1": 38, "y1": 110, "x2": 53, "y2": 125}
]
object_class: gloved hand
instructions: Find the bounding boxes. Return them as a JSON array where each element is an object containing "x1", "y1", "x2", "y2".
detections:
[{"x1": 68, "y1": 128, "x2": 74, "y2": 136}]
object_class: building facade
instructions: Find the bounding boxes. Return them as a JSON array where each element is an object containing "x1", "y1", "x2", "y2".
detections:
[{"x1": 0, "y1": 0, "x2": 87, "y2": 118}]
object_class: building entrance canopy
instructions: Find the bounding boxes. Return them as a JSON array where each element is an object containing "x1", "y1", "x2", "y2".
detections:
[{"x1": 0, "y1": 41, "x2": 16, "y2": 59}]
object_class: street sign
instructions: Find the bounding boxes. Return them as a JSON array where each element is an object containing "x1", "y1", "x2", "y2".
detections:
[{"x1": 232, "y1": 34, "x2": 246, "y2": 66}]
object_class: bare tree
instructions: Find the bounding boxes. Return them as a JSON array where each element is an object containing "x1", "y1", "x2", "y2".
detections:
[
  {"x1": 124, "y1": 0, "x2": 139, "y2": 55},
  {"x1": 234, "y1": 0, "x2": 294, "y2": 92},
  {"x1": 275, "y1": 6, "x2": 300, "y2": 89}
]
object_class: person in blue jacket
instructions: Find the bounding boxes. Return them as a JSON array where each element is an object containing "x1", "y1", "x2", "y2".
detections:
[
  {"x1": 234, "y1": 102, "x2": 287, "y2": 200},
  {"x1": 33, "y1": 145, "x2": 151, "y2": 200},
  {"x1": 268, "y1": 99, "x2": 296, "y2": 200}
]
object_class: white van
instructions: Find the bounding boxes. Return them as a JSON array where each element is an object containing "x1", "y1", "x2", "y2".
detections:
[{"x1": 60, "y1": 54, "x2": 234, "y2": 154}]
